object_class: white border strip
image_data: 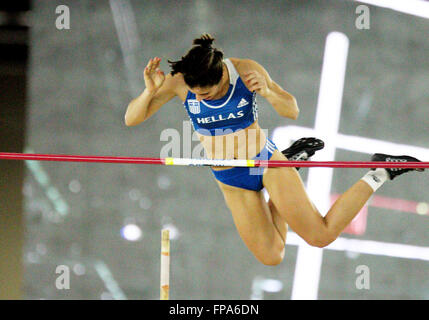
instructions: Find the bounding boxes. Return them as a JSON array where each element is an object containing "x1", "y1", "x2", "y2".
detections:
[
  {"x1": 291, "y1": 32, "x2": 350, "y2": 300},
  {"x1": 109, "y1": 0, "x2": 142, "y2": 97},
  {"x1": 355, "y1": 0, "x2": 429, "y2": 20},
  {"x1": 287, "y1": 232, "x2": 429, "y2": 262},
  {"x1": 94, "y1": 260, "x2": 127, "y2": 300},
  {"x1": 273, "y1": 126, "x2": 429, "y2": 160}
]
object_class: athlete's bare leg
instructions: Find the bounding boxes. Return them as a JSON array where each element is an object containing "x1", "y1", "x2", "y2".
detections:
[
  {"x1": 215, "y1": 180, "x2": 287, "y2": 266},
  {"x1": 263, "y1": 150, "x2": 374, "y2": 247}
]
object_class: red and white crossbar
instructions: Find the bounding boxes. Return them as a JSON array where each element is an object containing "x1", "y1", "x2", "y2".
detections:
[{"x1": 0, "y1": 152, "x2": 428, "y2": 169}]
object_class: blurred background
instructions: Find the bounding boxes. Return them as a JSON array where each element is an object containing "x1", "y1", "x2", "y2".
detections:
[{"x1": 0, "y1": 0, "x2": 428, "y2": 300}]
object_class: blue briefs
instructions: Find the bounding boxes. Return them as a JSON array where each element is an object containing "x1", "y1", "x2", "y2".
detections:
[{"x1": 211, "y1": 139, "x2": 278, "y2": 191}]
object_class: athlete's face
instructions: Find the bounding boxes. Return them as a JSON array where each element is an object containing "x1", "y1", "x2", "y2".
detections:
[
  {"x1": 190, "y1": 84, "x2": 221, "y2": 102},
  {"x1": 189, "y1": 63, "x2": 228, "y2": 101}
]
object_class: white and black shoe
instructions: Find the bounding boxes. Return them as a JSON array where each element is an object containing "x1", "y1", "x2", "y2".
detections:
[
  {"x1": 282, "y1": 137, "x2": 325, "y2": 170},
  {"x1": 371, "y1": 153, "x2": 424, "y2": 180}
]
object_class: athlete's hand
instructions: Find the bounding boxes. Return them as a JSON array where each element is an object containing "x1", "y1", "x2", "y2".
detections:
[
  {"x1": 243, "y1": 71, "x2": 270, "y2": 97},
  {"x1": 144, "y1": 57, "x2": 165, "y2": 93}
]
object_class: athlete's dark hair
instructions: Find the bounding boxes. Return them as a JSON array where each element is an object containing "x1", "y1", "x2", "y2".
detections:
[{"x1": 168, "y1": 34, "x2": 224, "y2": 88}]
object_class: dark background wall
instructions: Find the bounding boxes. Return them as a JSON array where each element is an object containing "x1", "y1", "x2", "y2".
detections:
[{"x1": 0, "y1": 1, "x2": 29, "y2": 299}]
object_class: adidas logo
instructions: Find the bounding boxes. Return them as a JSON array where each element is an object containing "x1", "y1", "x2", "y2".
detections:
[
  {"x1": 237, "y1": 98, "x2": 249, "y2": 108},
  {"x1": 371, "y1": 174, "x2": 381, "y2": 183},
  {"x1": 289, "y1": 151, "x2": 308, "y2": 161}
]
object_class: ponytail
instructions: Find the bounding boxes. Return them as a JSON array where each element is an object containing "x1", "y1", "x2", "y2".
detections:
[
  {"x1": 168, "y1": 33, "x2": 224, "y2": 88},
  {"x1": 192, "y1": 33, "x2": 215, "y2": 50}
]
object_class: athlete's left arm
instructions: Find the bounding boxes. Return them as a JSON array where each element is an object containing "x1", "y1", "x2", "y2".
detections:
[{"x1": 242, "y1": 59, "x2": 299, "y2": 120}]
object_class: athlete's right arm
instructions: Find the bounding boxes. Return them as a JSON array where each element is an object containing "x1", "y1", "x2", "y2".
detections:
[{"x1": 124, "y1": 57, "x2": 178, "y2": 126}]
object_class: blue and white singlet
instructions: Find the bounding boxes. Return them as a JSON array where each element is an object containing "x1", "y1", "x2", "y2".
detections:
[{"x1": 183, "y1": 59, "x2": 258, "y2": 136}]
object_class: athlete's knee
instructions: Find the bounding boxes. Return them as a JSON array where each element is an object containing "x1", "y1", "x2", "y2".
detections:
[
  {"x1": 308, "y1": 239, "x2": 333, "y2": 248},
  {"x1": 305, "y1": 232, "x2": 337, "y2": 248},
  {"x1": 256, "y1": 247, "x2": 285, "y2": 266},
  {"x1": 258, "y1": 254, "x2": 283, "y2": 266}
]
